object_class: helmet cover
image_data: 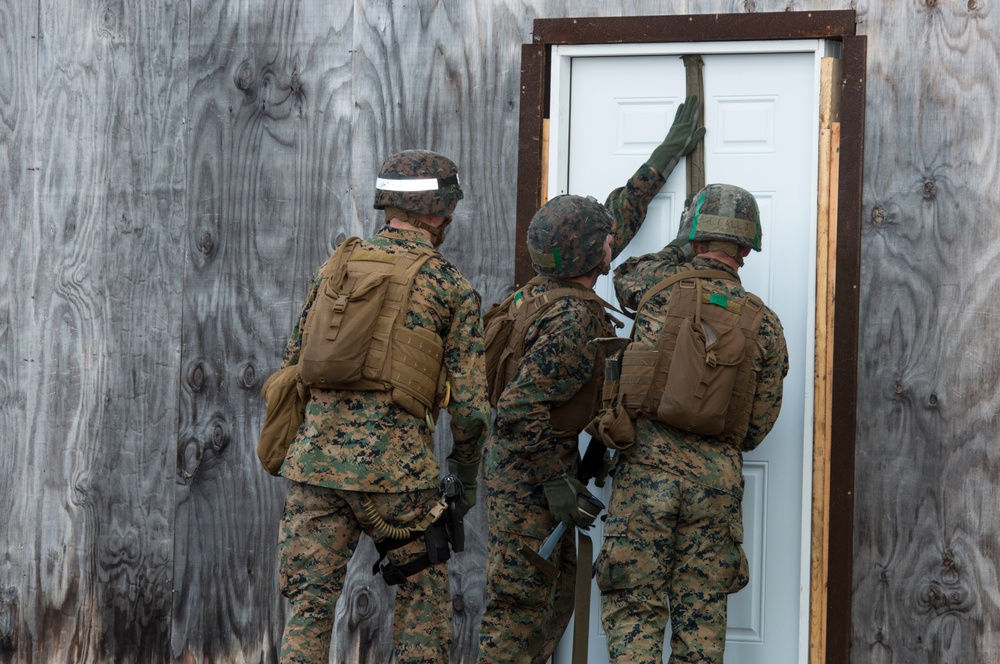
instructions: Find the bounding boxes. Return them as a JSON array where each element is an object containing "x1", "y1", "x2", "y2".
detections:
[
  {"x1": 373, "y1": 150, "x2": 464, "y2": 217},
  {"x1": 527, "y1": 194, "x2": 613, "y2": 278},
  {"x1": 683, "y1": 183, "x2": 762, "y2": 251}
]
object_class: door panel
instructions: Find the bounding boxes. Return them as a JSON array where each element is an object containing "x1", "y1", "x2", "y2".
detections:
[{"x1": 553, "y1": 48, "x2": 819, "y2": 663}]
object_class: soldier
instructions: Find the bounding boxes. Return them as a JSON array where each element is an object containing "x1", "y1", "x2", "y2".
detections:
[
  {"x1": 594, "y1": 183, "x2": 789, "y2": 663},
  {"x1": 275, "y1": 150, "x2": 489, "y2": 664},
  {"x1": 477, "y1": 97, "x2": 705, "y2": 663}
]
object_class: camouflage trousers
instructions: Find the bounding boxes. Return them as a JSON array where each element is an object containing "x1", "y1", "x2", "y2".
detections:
[
  {"x1": 477, "y1": 498, "x2": 576, "y2": 664},
  {"x1": 278, "y1": 481, "x2": 451, "y2": 664},
  {"x1": 595, "y1": 460, "x2": 749, "y2": 664}
]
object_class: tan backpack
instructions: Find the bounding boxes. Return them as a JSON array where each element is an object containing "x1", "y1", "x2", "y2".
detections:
[
  {"x1": 588, "y1": 266, "x2": 765, "y2": 448},
  {"x1": 298, "y1": 237, "x2": 447, "y2": 425}
]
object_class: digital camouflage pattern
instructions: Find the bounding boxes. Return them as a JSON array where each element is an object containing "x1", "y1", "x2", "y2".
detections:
[
  {"x1": 682, "y1": 182, "x2": 763, "y2": 251},
  {"x1": 277, "y1": 226, "x2": 489, "y2": 664},
  {"x1": 598, "y1": 242, "x2": 788, "y2": 662},
  {"x1": 279, "y1": 226, "x2": 489, "y2": 491},
  {"x1": 373, "y1": 150, "x2": 464, "y2": 217},
  {"x1": 595, "y1": 459, "x2": 748, "y2": 663},
  {"x1": 279, "y1": 482, "x2": 450, "y2": 664},
  {"x1": 526, "y1": 194, "x2": 613, "y2": 278},
  {"x1": 479, "y1": 163, "x2": 667, "y2": 662}
]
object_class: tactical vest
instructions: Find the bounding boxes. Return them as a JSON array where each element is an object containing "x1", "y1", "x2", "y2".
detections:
[
  {"x1": 298, "y1": 237, "x2": 447, "y2": 427},
  {"x1": 483, "y1": 275, "x2": 619, "y2": 435},
  {"x1": 616, "y1": 265, "x2": 766, "y2": 445}
]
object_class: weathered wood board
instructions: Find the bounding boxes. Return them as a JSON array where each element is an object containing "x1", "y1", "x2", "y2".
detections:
[{"x1": 4, "y1": 0, "x2": 1000, "y2": 662}]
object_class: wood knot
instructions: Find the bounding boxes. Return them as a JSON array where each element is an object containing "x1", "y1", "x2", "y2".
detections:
[
  {"x1": 743, "y1": 0, "x2": 758, "y2": 11},
  {"x1": 236, "y1": 61, "x2": 256, "y2": 93},
  {"x1": 198, "y1": 231, "x2": 215, "y2": 255},
  {"x1": 871, "y1": 205, "x2": 886, "y2": 226},
  {"x1": 968, "y1": 0, "x2": 979, "y2": 12},
  {"x1": 190, "y1": 363, "x2": 206, "y2": 392},
  {"x1": 239, "y1": 363, "x2": 258, "y2": 390},
  {"x1": 923, "y1": 178, "x2": 937, "y2": 200},
  {"x1": 925, "y1": 0, "x2": 938, "y2": 7}
]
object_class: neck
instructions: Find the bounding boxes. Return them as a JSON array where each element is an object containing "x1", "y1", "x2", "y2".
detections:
[
  {"x1": 563, "y1": 273, "x2": 598, "y2": 289},
  {"x1": 699, "y1": 251, "x2": 741, "y2": 271},
  {"x1": 388, "y1": 217, "x2": 434, "y2": 243}
]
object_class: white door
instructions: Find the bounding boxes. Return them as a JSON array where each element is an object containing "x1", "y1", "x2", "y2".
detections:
[{"x1": 547, "y1": 41, "x2": 828, "y2": 663}]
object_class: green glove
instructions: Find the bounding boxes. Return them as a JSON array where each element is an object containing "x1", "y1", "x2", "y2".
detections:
[
  {"x1": 447, "y1": 457, "x2": 480, "y2": 516},
  {"x1": 542, "y1": 473, "x2": 598, "y2": 529},
  {"x1": 645, "y1": 95, "x2": 706, "y2": 178}
]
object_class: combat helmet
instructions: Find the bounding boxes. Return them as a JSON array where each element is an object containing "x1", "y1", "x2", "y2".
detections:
[
  {"x1": 527, "y1": 194, "x2": 613, "y2": 278},
  {"x1": 682, "y1": 183, "x2": 762, "y2": 251},
  {"x1": 373, "y1": 150, "x2": 464, "y2": 217}
]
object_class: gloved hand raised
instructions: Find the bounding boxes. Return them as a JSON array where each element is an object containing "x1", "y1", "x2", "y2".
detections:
[
  {"x1": 542, "y1": 473, "x2": 599, "y2": 529},
  {"x1": 447, "y1": 457, "x2": 480, "y2": 516},
  {"x1": 645, "y1": 95, "x2": 706, "y2": 178}
]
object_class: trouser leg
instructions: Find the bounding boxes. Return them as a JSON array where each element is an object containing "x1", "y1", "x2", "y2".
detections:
[
  {"x1": 478, "y1": 500, "x2": 576, "y2": 664},
  {"x1": 278, "y1": 481, "x2": 358, "y2": 664}
]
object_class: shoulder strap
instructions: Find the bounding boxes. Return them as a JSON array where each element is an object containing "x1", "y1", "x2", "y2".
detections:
[
  {"x1": 631, "y1": 267, "x2": 735, "y2": 328},
  {"x1": 320, "y1": 236, "x2": 363, "y2": 280}
]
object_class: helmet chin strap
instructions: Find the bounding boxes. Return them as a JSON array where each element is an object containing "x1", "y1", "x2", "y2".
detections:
[{"x1": 386, "y1": 207, "x2": 451, "y2": 247}]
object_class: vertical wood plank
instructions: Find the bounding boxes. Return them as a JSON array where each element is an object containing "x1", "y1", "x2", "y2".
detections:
[
  {"x1": 176, "y1": 1, "x2": 354, "y2": 660},
  {"x1": 851, "y1": 1, "x2": 1000, "y2": 660},
  {"x1": 0, "y1": 0, "x2": 37, "y2": 660},
  {"x1": 2, "y1": 1, "x2": 189, "y2": 661}
]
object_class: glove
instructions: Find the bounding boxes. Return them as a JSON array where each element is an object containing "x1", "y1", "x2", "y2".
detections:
[
  {"x1": 542, "y1": 473, "x2": 598, "y2": 529},
  {"x1": 645, "y1": 95, "x2": 706, "y2": 178},
  {"x1": 447, "y1": 457, "x2": 480, "y2": 517}
]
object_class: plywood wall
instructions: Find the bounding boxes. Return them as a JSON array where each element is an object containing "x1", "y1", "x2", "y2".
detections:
[{"x1": 4, "y1": 0, "x2": 1000, "y2": 663}]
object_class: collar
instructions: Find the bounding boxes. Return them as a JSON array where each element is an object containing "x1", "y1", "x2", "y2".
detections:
[{"x1": 378, "y1": 225, "x2": 435, "y2": 248}]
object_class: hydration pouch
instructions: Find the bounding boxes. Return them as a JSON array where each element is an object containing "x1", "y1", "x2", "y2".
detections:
[{"x1": 656, "y1": 280, "x2": 746, "y2": 436}]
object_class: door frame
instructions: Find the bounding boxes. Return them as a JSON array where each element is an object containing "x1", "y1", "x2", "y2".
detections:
[{"x1": 514, "y1": 11, "x2": 865, "y2": 664}]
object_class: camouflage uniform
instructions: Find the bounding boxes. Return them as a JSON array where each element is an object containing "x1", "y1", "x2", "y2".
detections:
[
  {"x1": 478, "y1": 164, "x2": 666, "y2": 663},
  {"x1": 596, "y1": 244, "x2": 788, "y2": 663},
  {"x1": 277, "y1": 226, "x2": 490, "y2": 664}
]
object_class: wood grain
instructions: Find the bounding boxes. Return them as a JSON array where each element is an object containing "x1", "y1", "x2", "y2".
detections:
[
  {"x1": 851, "y1": 0, "x2": 1000, "y2": 661},
  {"x1": 176, "y1": 1, "x2": 354, "y2": 661},
  {"x1": 5, "y1": 0, "x2": 1000, "y2": 662}
]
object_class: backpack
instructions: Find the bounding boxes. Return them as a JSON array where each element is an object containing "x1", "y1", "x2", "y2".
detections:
[
  {"x1": 299, "y1": 238, "x2": 436, "y2": 387},
  {"x1": 589, "y1": 266, "x2": 765, "y2": 447},
  {"x1": 483, "y1": 276, "x2": 620, "y2": 434}
]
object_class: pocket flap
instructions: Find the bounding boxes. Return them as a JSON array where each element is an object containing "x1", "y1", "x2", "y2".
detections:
[{"x1": 706, "y1": 325, "x2": 746, "y2": 367}]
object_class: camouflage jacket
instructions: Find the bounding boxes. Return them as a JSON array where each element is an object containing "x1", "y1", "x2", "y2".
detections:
[
  {"x1": 613, "y1": 246, "x2": 789, "y2": 496},
  {"x1": 279, "y1": 227, "x2": 490, "y2": 492},
  {"x1": 483, "y1": 163, "x2": 667, "y2": 505}
]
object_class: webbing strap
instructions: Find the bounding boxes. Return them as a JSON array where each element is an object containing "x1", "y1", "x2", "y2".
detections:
[
  {"x1": 572, "y1": 532, "x2": 594, "y2": 664},
  {"x1": 630, "y1": 267, "x2": 734, "y2": 326}
]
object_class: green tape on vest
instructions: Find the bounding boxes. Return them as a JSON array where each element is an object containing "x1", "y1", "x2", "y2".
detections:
[{"x1": 709, "y1": 293, "x2": 730, "y2": 309}]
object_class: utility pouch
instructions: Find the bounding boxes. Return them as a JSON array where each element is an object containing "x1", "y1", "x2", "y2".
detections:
[
  {"x1": 390, "y1": 325, "x2": 445, "y2": 419},
  {"x1": 300, "y1": 270, "x2": 391, "y2": 385},
  {"x1": 585, "y1": 348, "x2": 636, "y2": 450},
  {"x1": 656, "y1": 280, "x2": 746, "y2": 435},
  {"x1": 256, "y1": 364, "x2": 308, "y2": 476}
]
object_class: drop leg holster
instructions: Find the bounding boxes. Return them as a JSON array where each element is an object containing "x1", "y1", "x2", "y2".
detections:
[{"x1": 371, "y1": 475, "x2": 465, "y2": 586}]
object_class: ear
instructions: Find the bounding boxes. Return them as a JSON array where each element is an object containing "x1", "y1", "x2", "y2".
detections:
[{"x1": 739, "y1": 246, "x2": 752, "y2": 258}]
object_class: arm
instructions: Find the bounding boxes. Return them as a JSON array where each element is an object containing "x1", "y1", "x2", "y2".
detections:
[
  {"x1": 280, "y1": 268, "x2": 323, "y2": 368},
  {"x1": 604, "y1": 95, "x2": 705, "y2": 259},
  {"x1": 443, "y1": 285, "x2": 491, "y2": 465},
  {"x1": 742, "y1": 315, "x2": 790, "y2": 452},
  {"x1": 494, "y1": 300, "x2": 599, "y2": 485}
]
